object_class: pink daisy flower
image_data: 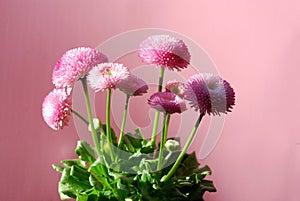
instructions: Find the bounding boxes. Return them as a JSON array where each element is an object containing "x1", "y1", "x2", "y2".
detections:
[
  {"x1": 148, "y1": 92, "x2": 187, "y2": 114},
  {"x1": 138, "y1": 35, "x2": 191, "y2": 71},
  {"x1": 117, "y1": 74, "x2": 148, "y2": 96},
  {"x1": 42, "y1": 88, "x2": 72, "y2": 130},
  {"x1": 52, "y1": 47, "x2": 108, "y2": 88},
  {"x1": 184, "y1": 73, "x2": 235, "y2": 115},
  {"x1": 165, "y1": 80, "x2": 185, "y2": 98},
  {"x1": 87, "y1": 62, "x2": 129, "y2": 92}
]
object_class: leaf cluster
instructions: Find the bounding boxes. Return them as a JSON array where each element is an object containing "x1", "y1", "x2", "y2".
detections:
[{"x1": 53, "y1": 129, "x2": 216, "y2": 201}]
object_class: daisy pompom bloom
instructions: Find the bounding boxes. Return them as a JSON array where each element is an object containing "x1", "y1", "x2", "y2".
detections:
[
  {"x1": 117, "y1": 74, "x2": 149, "y2": 96},
  {"x1": 87, "y1": 62, "x2": 130, "y2": 92},
  {"x1": 52, "y1": 47, "x2": 108, "y2": 88},
  {"x1": 138, "y1": 35, "x2": 191, "y2": 71},
  {"x1": 148, "y1": 92, "x2": 187, "y2": 114},
  {"x1": 184, "y1": 73, "x2": 235, "y2": 115},
  {"x1": 165, "y1": 80, "x2": 185, "y2": 98},
  {"x1": 42, "y1": 89, "x2": 72, "y2": 130}
]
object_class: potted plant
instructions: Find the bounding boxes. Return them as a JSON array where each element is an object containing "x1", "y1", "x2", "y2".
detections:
[{"x1": 42, "y1": 35, "x2": 235, "y2": 201}]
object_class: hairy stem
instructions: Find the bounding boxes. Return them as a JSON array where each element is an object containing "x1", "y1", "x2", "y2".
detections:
[
  {"x1": 157, "y1": 113, "x2": 170, "y2": 170},
  {"x1": 71, "y1": 109, "x2": 89, "y2": 125},
  {"x1": 118, "y1": 94, "x2": 130, "y2": 148},
  {"x1": 151, "y1": 67, "x2": 165, "y2": 147},
  {"x1": 106, "y1": 89, "x2": 115, "y2": 161},
  {"x1": 81, "y1": 78, "x2": 101, "y2": 156}
]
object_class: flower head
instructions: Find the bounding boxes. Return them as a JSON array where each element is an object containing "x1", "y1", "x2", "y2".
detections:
[
  {"x1": 52, "y1": 47, "x2": 108, "y2": 88},
  {"x1": 117, "y1": 74, "x2": 148, "y2": 96},
  {"x1": 42, "y1": 88, "x2": 72, "y2": 130},
  {"x1": 87, "y1": 62, "x2": 129, "y2": 92},
  {"x1": 184, "y1": 73, "x2": 235, "y2": 115},
  {"x1": 138, "y1": 35, "x2": 191, "y2": 71},
  {"x1": 148, "y1": 92, "x2": 187, "y2": 114},
  {"x1": 165, "y1": 80, "x2": 185, "y2": 98}
]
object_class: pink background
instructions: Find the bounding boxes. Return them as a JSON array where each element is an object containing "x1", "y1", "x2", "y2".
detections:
[{"x1": 1, "y1": 0, "x2": 300, "y2": 200}]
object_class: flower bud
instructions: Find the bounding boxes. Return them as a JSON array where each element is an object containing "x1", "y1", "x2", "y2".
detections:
[
  {"x1": 88, "y1": 118, "x2": 100, "y2": 131},
  {"x1": 165, "y1": 139, "x2": 180, "y2": 152}
]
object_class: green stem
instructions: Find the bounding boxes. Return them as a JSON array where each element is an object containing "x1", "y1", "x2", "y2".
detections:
[
  {"x1": 157, "y1": 113, "x2": 170, "y2": 170},
  {"x1": 151, "y1": 112, "x2": 160, "y2": 146},
  {"x1": 118, "y1": 94, "x2": 130, "y2": 148},
  {"x1": 161, "y1": 113, "x2": 205, "y2": 182},
  {"x1": 80, "y1": 78, "x2": 101, "y2": 156},
  {"x1": 158, "y1": 66, "x2": 165, "y2": 92},
  {"x1": 71, "y1": 109, "x2": 89, "y2": 125},
  {"x1": 160, "y1": 114, "x2": 170, "y2": 168},
  {"x1": 81, "y1": 78, "x2": 111, "y2": 189},
  {"x1": 151, "y1": 67, "x2": 165, "y2": 147},
  {"x1": 164, "y1": 114, "x2": 171, "y2": 142},
  {"x1": 135, "y1": 128, "x2": 144, "y2": 139},
  {"x1": 106, "y1": 89, "x2": 115, "y2": 161}
]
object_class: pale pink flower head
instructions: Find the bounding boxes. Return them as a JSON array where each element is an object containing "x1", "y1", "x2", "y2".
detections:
[
  {"x1": 184, "y1": 73, "x2": 235, "y2": 115},
  {"x1": 87, "y1": 62, "x2": 129, "y2": 92},
  {"x1": 148, "y1": 92, "x2": 187, "y2": 114},
  {"x1": 42, "y1": 88, "x2": 72, "y2": 130},
  {"x1": 117, "y1": 74, "x2": 149, "y2": 96},
  {"x1": 138, "y1": 35, "x2": 191, "y2": 71},
  {"x1": 165, "y1": 80, "x2": 185, "y2": 98},
  {"x1": 52, "y1": 47, "x2": 108, "y2": 88}
]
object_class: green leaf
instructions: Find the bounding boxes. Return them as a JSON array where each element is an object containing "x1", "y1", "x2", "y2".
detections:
[
  {"x1": 139, "y1": 158, "x2": 157, "y2": 173},
  {"x1": 141, "y1": 140, "x2": 155, "y2": 153},
  {"x1": 199, "y1": 180, "x2": 217, "y2": 192},
  {"x1": 75, "y1": 141, "x2": 96, "y2": 165},
  {"x1": 61, "y1": 159, "x2": 86, "y2": 168},
  {"x1": 70, "y1": 165, "x2": 90, "y2": 183},
  {"x1": 109, "y1": 178, "x2": 129, "y2": 200},
  {"x1": 89, "y1": 158, "x2": 108, "y2": 176},
  {"x1": 76, "y1": 188, "x2": 100, "y2": 201},
  {"x1": 58, "y1": 166, "x2": 93, "y2": 200},
  {"x1": 89, "y1": 159, "x2": 112, "y2": 191},
  {"x1": 123, "y1": 132, "x2": 142, "y2": 152},
  {"x1": 52, "y1": 164, "x2": 64, "y2": 172},
  {"x1": 121, "y1": 129, "x2": 154, "y2": 154},
  {"x1": 195, "y1": 165, "x2": 212, "y2": 180},
  {"x1": 174, "y1": 152, "x2": 199, "y2": 177},
  {"x1": 58, "y1": 181, "x2": 76, "y2": 200},
  {"x1": 60, "y1": 167, "x2": 91, "y2": 188}
]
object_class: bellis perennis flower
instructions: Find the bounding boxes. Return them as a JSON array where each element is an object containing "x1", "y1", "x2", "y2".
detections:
[
  {"x1": 117, "y1": 74, "x2": 148, "y2": 96},
  {"x1": 42, "y1": 88, "x2": 72, "y2": 130},
  {"x1": 87, "y1": 62, "x2": 129, "y2": 92},
  {"x1": 148, "y1": 92, "x2": 187, "y2": 114},
  {"x1": 184, "y1": 73, "x2": 235, "y2": 115},
  {"x1": 165, "y1": 80, "x2": 185, "y2": 98},
  {"x1": 52, "y1": 47, "x2": 108, "y2": 88},
  {"x1": 138, "y1": 35, "x2": 191, "y2": 71}
]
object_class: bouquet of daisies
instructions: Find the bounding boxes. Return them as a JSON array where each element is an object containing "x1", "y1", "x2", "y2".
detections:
[{"x1": 42, "y1": 35, "x2": 235, "y2": 201}]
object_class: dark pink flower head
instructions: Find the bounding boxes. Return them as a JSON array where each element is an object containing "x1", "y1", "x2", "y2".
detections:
[
  {"x1": 165, "y1": 80, "x2": 185, "y2": 98},
  {"x1": 117, "y1": 74, "x2": 148, "y2": 96},
  {"x1": 184, "y1": 73, "x2": 235, "y2": 115},
  {"x1": 138, "y1": 35, "x2": 191, "y2": 71},
  {"x1": 52, "y1": 47, "x2": 108, "y2": 88},
  {"x1": 148, "y1": 92, "x2": 187, "y2": 114},
  {"x1": 87, "y1": 62, "x2": 129, "y2": 92},
  {"x1": 42, "y1": 88, "x2": 72, "y2": 130}
]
